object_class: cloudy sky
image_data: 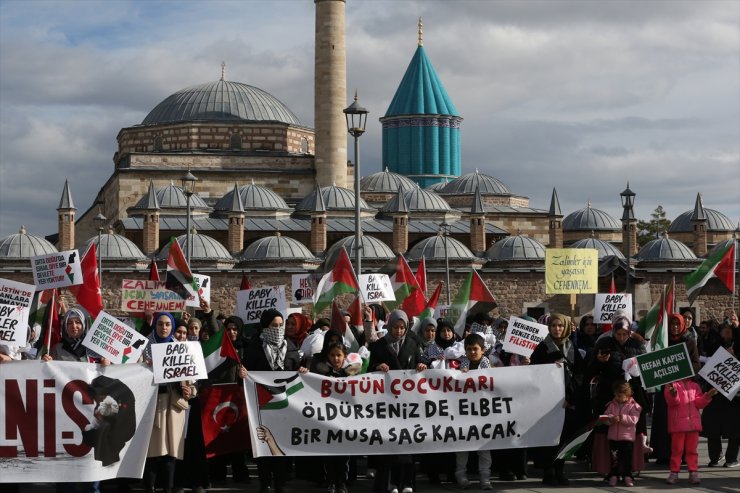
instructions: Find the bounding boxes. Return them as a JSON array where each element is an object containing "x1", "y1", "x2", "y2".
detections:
[{"x1": 1, "y1": 0, "x2": 738, "y2": 240}]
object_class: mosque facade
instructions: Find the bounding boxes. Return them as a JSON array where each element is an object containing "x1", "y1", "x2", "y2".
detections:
[{"x1": 1, "y1": 0, "x2": 737, "y2": 322}]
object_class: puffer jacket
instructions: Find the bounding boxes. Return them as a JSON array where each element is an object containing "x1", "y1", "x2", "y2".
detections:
[
  {"x1": 664, "y1": 378, "x2": 713, "y2": 433},
  {"x1": 605, "y1": 397, "x2": 642, "y2": 441}
]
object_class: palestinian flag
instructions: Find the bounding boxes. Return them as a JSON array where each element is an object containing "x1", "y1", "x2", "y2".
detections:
[
  {"x1": 640, "y1": 280, "x2": 673, "y2": 352},
  {"x1": 415, "y1": 256, "x2": 427, "y2": 295},
  {"x1": 386, "y1": 255, "x2": 425, "y2": 318},
  {"x1": 202, "y1": 326, "x2": 240, "y2": 373},
  {"x1": 166, "y1": 237, "x2": 196, "y2": 298},
  {"x1": 255, "y1": 374, "x2": 304, "y2": 410},
  {"x1": 69, "y1": 243, "x2": 103, "y2": 318},
  {"x1": 685, "y1": 241, "x2": 735, "y2": 304},
  {"x1": 148, "y1": 259, "x2": 160, "y2": 282},
  {"x1": 313, "y1": 247, "x2": 359, "y2": 315},
  {"x1": 448, "y1": 270, "x2": 496, "y2": 336},
  {"x1": 556, "y1": 426, "x2": 594, "y2": 460},
  {"x1": 418, "y1": 282, "x2": 442, "y2": 321},
  {"x1": 35, "y1": 289, "x2": 61, "y2": 357},
  {"x1": 345, "y1": 295, "x2": 363, "y2": 352}
]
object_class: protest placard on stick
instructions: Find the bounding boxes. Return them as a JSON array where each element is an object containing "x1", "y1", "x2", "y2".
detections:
[
  {"x1": 0, "y1": 303, "x2": 28, "y2": 346},
  {"x1": 545, "y1": 248, "x2": 598, "y2": 294},
  {"x1": 120, "y1": 279, "x2": 186, "y2": 313},
  {"x1": 0, "y1": 278, "x2": 35, "y2": 309},
  {"x1": 235, "y1": 286, "x2": 287, "y2": 324},
  {"x1": 292, "y1": 273, "x2": 317, "y2": 305},
  {"x1": 31, "y1": 250, "x2": 83, "y2": 290},
  {"x1": 185, "y1": 274, "x2": 211, "y2": 308},
  {"x1": 501, "y1": 316, "x2": 548, "y2": 357},
  {"x1": 636, "y1": 343, "x2": 694, "y2": 389},
  {"x1": 699, "y1": 346, "x2": 740, "y2": 399},
  {"x1": 151, "y1": 341, "x2": 207, "y2": 383},
  {"x1": 82, "y1": 311, "x2": 149, "y2": 364},
  {"x1": 593, "y1": 293, "x2": 632, "y2": 324},
  {"x1": 358, "y1": 274, "x2": 395, "y2": 302}
]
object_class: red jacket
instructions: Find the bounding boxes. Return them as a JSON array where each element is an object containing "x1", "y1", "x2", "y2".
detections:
[
  {"x1": 605, "y1": 397, "x2": 642, "y2": 441},
  {"x1": 664, "y1": 379, "x2": 713, "y2": 433}
]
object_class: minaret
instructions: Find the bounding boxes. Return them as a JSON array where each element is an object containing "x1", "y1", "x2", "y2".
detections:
[
  {"x1": 691, "y1": 192, "x2": 708, "y2": 257},
  {"x1": 57, "y1": 180, "x2": 76, "y2": 251},
  {"x1": 390, "y1": 187, "x2": 409, "y2": 254},
  {"x1": 469, "y1": 186, "x2": 486, "y2": 255},
  {"x1": 309, "y1": 184, "x2": 328, "y2": 255},
  {"x1": 548, "y1": 187, "x2": 563, "y2": 248},
  {"x1": 314, "y1": 0, "x2": 348, "y2": 188},
  {"x1": 227, "y1": 183, "x2": 245, "y2": 254},
  {"x1": 141, "y1": 180, "x2": 161, "y2": 255}
]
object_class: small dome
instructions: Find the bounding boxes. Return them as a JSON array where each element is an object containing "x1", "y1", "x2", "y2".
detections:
[
  {"x1": 0, "y1": 227, "x2": 58, "y2": 259},
  {"x1": 570, "y1": 238, "x2": 625, "y2": 260},
  {"x1": 426, "y1": 180, "x2": 449, "y2": 192},
  {"x1": 214, "y1": 183, "x2": 290, "y2": 212},
  {"x1": 296, "y1": 185, "x2": 372, "y2": 213},
  {"x1": 239, "y1": 235, "x2": 316, "y2": 261},
  {"x1": 133, "y1": 184, "x2": 210, "y2": 210},
  {"x1": 408, "y1": 235, "x2": 477, "y2": 261},
  {"x1": 325, "y1": 236, "x2": 395, "y2": 265},
  {"x1": 361, "y1": 168, "x2": 416, "y2": 193},
  {"x1": 381, "y1": 186, "x2": 451, "y2": 213},
  {"x1": 563, "y1": 204, "x2": 621, "y2": 231},
  {"x1": 668, "y1": 208, "x2": 735, "y2": 233},
  {"x1": 439, "y1": 170, "x2": 511, "y2": 195},
  {"x1": 156, "y1": 232, "x2": 233, "y2": 261},
  {"x1": 486, "y1": 235, "x2": 546, "y2": 261},
  {"x1": 85, "y1": 231, "x2": 145, "y2": 261},
  {"x1": 637, "y1": 237, "x2": 697, "y2": 261},
  {"x1": 142, "y1": 80, "x2": 301, "y2": 126}
]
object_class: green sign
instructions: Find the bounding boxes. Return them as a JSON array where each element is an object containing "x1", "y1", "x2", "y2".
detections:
[{"x1": 636, "y1": 343, "x2": 695, "y2": 389}]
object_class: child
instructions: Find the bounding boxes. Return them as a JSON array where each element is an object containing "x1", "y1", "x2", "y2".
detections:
[
  {"x1": 455, "y1": 333, "x2": 493, "y2": 490},
  {"x1": 664, "y1": 378, "x2": 718, "y2": 484},
  {"x1": 307, "y1": 342, "x2": 352, "y2": 493},
  {"x1": 605, "y1": 381, "x2": 642, "y2": 487}
]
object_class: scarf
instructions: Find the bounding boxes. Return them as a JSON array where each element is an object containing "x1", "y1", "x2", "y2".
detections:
[
  {"x1": 261, "y1": 325, "x2": 287, "y2": 370},
  {"x1": 60, "y1": 308, "x2": 90, "y2": 359},
  {"x1": 384, "y1": 331, "x2": 405, "y2": 355},
  {"x1": 668, "y1": 313, "x2": 687, "y2": 342},
  {"x1": 143, "y1": 312, "x2": 176, "y2": 361},
  {"x1": 548, "y1": 312, "x2": 573, "y2": 345}
]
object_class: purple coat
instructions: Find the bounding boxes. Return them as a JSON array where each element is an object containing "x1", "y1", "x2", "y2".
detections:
[{"x1": 664, "y1": 379, "x2": 713, "y2": 433}]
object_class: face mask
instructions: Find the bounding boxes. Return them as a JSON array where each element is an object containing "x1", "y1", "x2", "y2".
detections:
[{"x1": 263, "y1": 324, "x2": 286, "y2": 345}]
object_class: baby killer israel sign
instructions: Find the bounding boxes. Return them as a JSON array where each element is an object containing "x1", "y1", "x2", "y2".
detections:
[
  {"x1": 501, "y1": 316, "x2": 548, "y2": 357},
  {"x1": 636, "y1": 343, "x2": 695, "y2": 389},
  {"x1": 120, "y1": 279, "x2": 186, "y2": 313},
  {"x1": 244, "y1": 365, "x2": 565, "y2": 457},
  {"x1": 593, "y1": 293, "x2": 632, "y2": 324},
  {"x1": 31, "y1": 250, "x2": 83, "y2": 290},
  {"x1": 151, "y1": 341, "x2": 207, "y2": 384},
  {"x1": 236, "y1": 285, "x2": 288, "y2": 324},
  {"x1": 82, "y1": 311, "x2": 149, "y2": 364},
  {"x1": 545, "y1": 248, "x2": 598, "y2": 294},
  {"x1": 358, "y1": 274, "x2": 395, "y2": 303},
  {"x1": 699, "y1": 346, "x2": 740, "y2": 400}
]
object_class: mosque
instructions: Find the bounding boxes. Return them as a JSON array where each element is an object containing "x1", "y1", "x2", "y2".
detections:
[{"x1": 0, "y1": 0, "x2": 737, "y2": 321}]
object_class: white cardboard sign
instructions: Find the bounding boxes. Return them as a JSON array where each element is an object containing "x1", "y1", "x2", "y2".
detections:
[
  {"x1": 433, "y1": 304, "x2": 450, "y2": 320},
  {"x1": 358, "y1": 274, "x2": 395, "y2": 303},
  {"x1": 501, "y1": 316, "x2": 549, "y2": 357},
  {"x1": 593, "y1": 293, "x2": 633, "y2": 324},
  {"x1": 185, "y1": 274, "x2": 211, "y2": 308},
  {"x1": 699, "y1": 346, "x2": 740, "y2": 400},
  {"x1": 82, "y1": 311, "x2": 149, "y2": 364},
  {"x1": 292, "y1": 273, "x2": 317, "y2": 305},
  {"x1": 151, "y1": 341, "x2": 207, "y2": 383},
  {"x1": 235, "y1": 285, "x2": 288, "y2": 324},
  {"x1": 0, "y1": 278, "x2": 35, "y2": 309},
  {"x1": 31, "y1": 250, "x2": 83, "y2": 289},
  {"x1": 0, "y1": 303, "x2": 29, "y2": 346}
]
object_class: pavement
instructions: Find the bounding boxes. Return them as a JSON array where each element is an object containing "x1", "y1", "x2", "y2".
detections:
[{"x1": 10, "y1": 434, "x2": 740, "y2": 493}]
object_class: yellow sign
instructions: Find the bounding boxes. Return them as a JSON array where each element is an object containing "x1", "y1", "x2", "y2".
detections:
[{"x1": 545, "y1": 248, "x2": 598, "y2": 294}]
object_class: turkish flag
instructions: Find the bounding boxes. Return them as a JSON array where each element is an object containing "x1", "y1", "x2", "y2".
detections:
[
  {"x1": 69, "y1": 243, "x2": 103, "y2": 318},
  {"x1": 200, "y1": 383, "x2": 250, "y2": 458}
]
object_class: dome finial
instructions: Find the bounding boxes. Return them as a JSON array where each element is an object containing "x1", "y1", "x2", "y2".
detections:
[
  {"x1": 221, "y1": 61, "x2": 226, "y2": 81},
  {"x1": 418, "y1": 17, "x2": 423, "y2": 46},
  {"x1": 587, "y1": 199, "x2": 592, "y2": 208},
  {"x1": 19, "y1": 225, "x2": 26, "y2": 235}
]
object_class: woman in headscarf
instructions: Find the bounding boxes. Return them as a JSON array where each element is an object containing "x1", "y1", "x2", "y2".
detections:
[
  {"x1": 587, "y1": 312, "x2": 650, "y2": 477},
  {"x1": 421, "y1": 319, "x2": 458, "y2": 367},
  {"x1": 286, "y1": 312, "x2": 312, "y2": 348},
  {"x1": 649, "y1": 313, "x2": 701, "y2": 464},
  {"x1": 42, "y1": 307, "x2": 109, "y2": 364},
  {"x1": 530, "y1": 312, "x2": 587, "y2": 486},
  {"x1": 143, "y1": 312, "x2": 195, "y2": 493},
  {"x1": 243, "y1": 309, "x2": 301, "y2": 493}
]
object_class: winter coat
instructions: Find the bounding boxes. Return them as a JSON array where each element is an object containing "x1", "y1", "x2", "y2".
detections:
[
  {"x1": 664, "y1": 379, "x2": 713, "y2": 434},
  {"x1": 604, "y1": 398, "x2": 642, "y2": 441},
  {"x1": 368, "y1": 335, "x2": 422, "y2": 371},
  {"x1": 147, "y1": 384, "x2": 189, "y2": 459}
]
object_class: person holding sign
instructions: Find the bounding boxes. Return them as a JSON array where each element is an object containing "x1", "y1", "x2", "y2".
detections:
[
  {"x1": 42, "y1": 308, "x2": 110, "y2": 365},
  {"x1": 530, "y1": 313, "x2": 587, "y2": 486},
  {"x1": 143, "y1": 312, "x2": 195, "y2": 493},
  {"x1": 664, "y1": 378, "x2": 718, "y2": 484}
]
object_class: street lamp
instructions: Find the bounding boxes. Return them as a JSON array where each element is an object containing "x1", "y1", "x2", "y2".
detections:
[
  {"x1": 439, "y1": 221, "x2": 452, "y2": 304},
  {"x1": 94, "y1": 210, "x2": 106, "y2": 286},
  {"x1": 620, "y1": 182, "x2": 636, "y2": 299},
  {"x1": 344, "y1": 91, "x2": 368, "y2": 275},
  {"x1": 180, "y1": 169, "x2": 198, "y2": 266}
]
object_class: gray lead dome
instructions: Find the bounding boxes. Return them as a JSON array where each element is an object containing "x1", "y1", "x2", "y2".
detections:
[
  {"x1": 142, "y1": 80, "x2": 301, "y2": 126},
  {"x1": 569, "y1": 238, "x2": 625, "y2": 260},
  {"x1": 0, "y1": 228, "x2": 58, "y2": 259},
  {"x1": 563, "y1": 206, "x2": 621, "y2": 231},
  {"x1": 637, "y1": 237, "x2": 697, "y2": 261},
  {"x1": 239, "y1": 235, "x2": 316, "y2": 261},
  {"x1": 214, "y1": 183, "x2": 290, "y2": 212},
  {"x1": 486, "y1": 235, "x2": 546, "y2": 261},
  {"x1": 669, "y1": 208, "x2": 735, "y2": 233}
]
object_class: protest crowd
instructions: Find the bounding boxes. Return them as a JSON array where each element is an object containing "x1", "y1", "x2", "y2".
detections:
[{"x1": 1, "y1": 246, "x2": 739, "y2": 493}]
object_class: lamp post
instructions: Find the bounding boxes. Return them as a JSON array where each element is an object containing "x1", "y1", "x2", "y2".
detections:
[
  {"x1": 94, "y1": 210, "x2": 106, "y2": 286},
  {"x1": 180, "y1": 169, "x2": 198, "y2": 266},
  {"x1": 344, "y1": 91, "x2": 368, "y2": 275},
  {"x1": 440, "y1": 221, "x2": 451, "y2": 304},
  {"x1": 620, "y1": 183, "x2": 636, "y2": 300}
]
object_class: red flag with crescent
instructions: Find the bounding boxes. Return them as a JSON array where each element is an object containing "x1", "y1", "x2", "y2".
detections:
[{"x1": 200, "y1": 383, "x2": 250, "y2": 458}]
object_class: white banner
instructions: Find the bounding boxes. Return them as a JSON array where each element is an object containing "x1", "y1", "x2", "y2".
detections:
[
  {"x1": 699, "y1": 347, "x2": 740, "y2": 400},
  {"x1": 0, "y1": 278, "x2": 35, "y2": 309},
  {"x1": 244, "y1": 365, "x2": 565, "y2": 457},
  {"x1": 82, "y1": 311, "x2": 149, "y2": 364},
  {"x1": 31, "y1": 250, "x2": 83, "y2": 290},
  {"x1": 0, "y1": 361, "x2": 157, "y2": 482},
  {"x1": 593, "y1": 293, "x2": 632, "y2": 324},
  {"x1": 501, "y1": 316, "x2": 548, "y2": 357},
  {"x1": 358, "y1": 274, "x2": 395, "y2": 303},
  {"x1": 185, "y1": 274, "x2": 211, "y2": 308},
  {"x1": 151, "y1": 341, "x2": 207, "y2": 384},
  {"x1": 291, "y1": 274, "x2": 317, "y2": 305},
  {"x1": 235, "y1": 286, "x2": 287, "y2": 324}
]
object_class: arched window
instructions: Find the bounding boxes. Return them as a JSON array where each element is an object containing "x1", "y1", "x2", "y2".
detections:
[
  {"x1": 230, "y1": 133, "x2": 242, "y2": 150},
  {"x1": 300, "y1": 137, "x2": 309, "y2": 154},
  {"x1": 153, "y1": 135, "x2": 163, "y2": 151}
]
